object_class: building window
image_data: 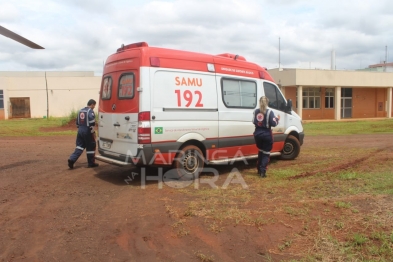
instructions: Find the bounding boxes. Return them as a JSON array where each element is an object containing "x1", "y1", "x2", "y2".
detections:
[
  {"x1": 325, "y1": 88, "x2": 334, "y2": 108},
  {"x1": 302, "y1": 87, "x2": 320, "y2": 109},
  {"x1": 221, "y1": 78, "x2": 257, "y2": 108},
  {"x1": 0, "y1": 90, "x2": 3, "y2": 109}
]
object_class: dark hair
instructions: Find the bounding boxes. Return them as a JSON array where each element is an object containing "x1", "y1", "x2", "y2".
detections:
[{"x1": 87, "y1": 99, "x2": 96, "y2": 106}]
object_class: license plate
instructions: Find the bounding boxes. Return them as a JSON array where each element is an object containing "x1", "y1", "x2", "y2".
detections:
[{"x1": 102, "y1": 141, "x2": 112, "y2": 149}]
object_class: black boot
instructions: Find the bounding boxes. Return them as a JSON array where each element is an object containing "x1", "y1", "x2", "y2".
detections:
[
  {"x1": 68, "y1": 159, "x2": 74, "y2": 169},
  {"x1": 260, "y1": 170, "x2": 266, "y2": 178}
]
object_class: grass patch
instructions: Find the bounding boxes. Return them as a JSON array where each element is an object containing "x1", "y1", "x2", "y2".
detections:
[
  {"x1": 171, "y1": 146, "x2": 392, "y2": 260},
  {"x1": 0, "y1": 108, "x2": 100, "y2": 137},
  {"x1": 194, "y1": 251, "x2": 214, "y2": 262},
  {"x1": 0, "y1": 117, "x2": 76, "y2": 136},
  {"x1": 303, "y1": 119, "x2": 393, "y2": 136}
]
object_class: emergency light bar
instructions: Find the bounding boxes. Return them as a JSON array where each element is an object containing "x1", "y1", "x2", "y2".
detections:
[{"x1": 117, "y1": 42, "x2": 149, "y2": 52}]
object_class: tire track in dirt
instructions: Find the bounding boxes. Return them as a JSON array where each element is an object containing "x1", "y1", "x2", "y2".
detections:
[{"x1": 289, "y1": 146, "x2": 391, "y2": 180}]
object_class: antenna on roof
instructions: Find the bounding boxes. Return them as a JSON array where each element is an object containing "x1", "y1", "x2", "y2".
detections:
[
  {"x1": 385, "y1": 45, "x2": 388, "y2": 63},
  {"x1": 278, "y1": 37, "x2": 281, "y2": 69}
]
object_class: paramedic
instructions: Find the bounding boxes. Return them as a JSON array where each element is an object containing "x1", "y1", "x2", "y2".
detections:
[
  {"x1": 68, "y1": 99, "x2": 99, "y2": 169},
  {"x1": 252, "y1": 96, "x2": 280, "y2": 178}
]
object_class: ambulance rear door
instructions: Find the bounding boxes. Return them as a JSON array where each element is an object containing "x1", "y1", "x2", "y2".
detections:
[{"x1": 98, "y1": 55, "x2": 141, "y2": 158}]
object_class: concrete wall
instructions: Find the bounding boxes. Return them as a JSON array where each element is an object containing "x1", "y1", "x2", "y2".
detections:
[{"x1": 0, "y1": 72, "x2": 101, "y2": 119}]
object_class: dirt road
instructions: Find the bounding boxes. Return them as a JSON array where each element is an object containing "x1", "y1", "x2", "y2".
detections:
[{"x1": 1, "y1": 134, "x2": 392, "y2": 261}]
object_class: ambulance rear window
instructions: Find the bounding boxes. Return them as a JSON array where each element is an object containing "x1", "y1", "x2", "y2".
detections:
[
  {"x1": 118, "y1": 73, "x2": 135, "y2": 99},
  {"x1": 101, "y1": 77, "x2": 112, "y2": 100}
]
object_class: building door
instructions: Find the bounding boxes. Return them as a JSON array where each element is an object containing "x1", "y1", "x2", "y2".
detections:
[
  {"x1": 0, "y1": 90, "x2": 4, "y2": 120},
  {"x1": 341, "y1": 88, "x2": 352, "y2": 118},
  {"x1": 10, "y1": 97, "x2": 31, "y2": 118}
]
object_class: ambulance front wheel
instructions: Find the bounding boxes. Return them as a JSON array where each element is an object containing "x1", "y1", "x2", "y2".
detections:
[
  {"x1": 173, "y1": 145, "x2": 204, "y2": 180},
  {"x1": 280, "y1": 135, "x2": 300, "y2": 160}
]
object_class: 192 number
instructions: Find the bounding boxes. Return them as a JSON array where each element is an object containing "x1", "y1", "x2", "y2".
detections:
[{"x1": 175, "y1": 90, "x2": 204, "y2": 107}]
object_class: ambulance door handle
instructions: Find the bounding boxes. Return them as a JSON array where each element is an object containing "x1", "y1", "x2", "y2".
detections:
[
  {"x1": 113, "y1": 123, "x2": 120, "y2": 127},
  {"x1": 125, "y1": 116, "x2": 130, "y2": 121},
  {"x1": 152, "y1": 116, "x2": 156, "y2": 120}
]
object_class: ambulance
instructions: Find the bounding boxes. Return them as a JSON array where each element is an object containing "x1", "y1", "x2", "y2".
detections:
[{"x1": 96, "y1": 42, "x2": 304, "y2": 178}]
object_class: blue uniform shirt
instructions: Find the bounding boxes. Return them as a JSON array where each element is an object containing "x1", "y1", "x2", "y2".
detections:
[
  {"x1": 77, "y1": 107, "x2": 96, "y2": 133},
  {"x1": 252, "y1": 108, "x2": 279, "y2": 136}
]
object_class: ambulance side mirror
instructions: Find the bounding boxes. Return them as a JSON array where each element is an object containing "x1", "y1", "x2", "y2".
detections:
[{"x1": 286, "y1": 99, "x2": 293, "y2": 114}]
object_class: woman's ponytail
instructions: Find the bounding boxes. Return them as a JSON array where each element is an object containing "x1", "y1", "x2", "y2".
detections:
[{"x1": 259, "y1": 96, "x2": 269, "y2": 114}]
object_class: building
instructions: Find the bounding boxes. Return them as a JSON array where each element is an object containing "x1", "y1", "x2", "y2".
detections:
[
  {"x1": 357, "y1": 62, "x2": 393, "y2": 73},
  {"x1": 0, "y1": 71, "x2": 101, "y2": 120},
  {"x1": 1, "y1": 69, "x2": 392, "y2": 121},
  {"x1": 268, "y1": 68, "x2": 393, "y2": 120}
]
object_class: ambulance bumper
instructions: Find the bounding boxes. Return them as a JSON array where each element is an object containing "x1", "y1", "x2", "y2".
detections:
[
  {"x1": 97, "y1": 146, "x2": 155, "y2": 166},
  {"x1": 95, "y1": 155, "x2": 132, "y2": 166}
]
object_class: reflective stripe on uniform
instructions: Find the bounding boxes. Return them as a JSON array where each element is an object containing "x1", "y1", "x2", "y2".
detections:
[
  {"x1": 86, "y1": 109, "x2": 91, "y2": 126},
  {"x1": 86, "y1": 151, "x2": 95, "y2": 154},
  {"x1": 76, "y1": 146, "x2": 84, "y2": 150},
  {"x1": 259, "y1": 149, "x2": 271, "y2": 155},
  {"x1": 266, "y1": 109, "x2": 271, "y2": 129}
]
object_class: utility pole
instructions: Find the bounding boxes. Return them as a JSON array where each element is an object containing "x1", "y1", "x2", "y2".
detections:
[
  {"x1": 385, "y1": 45, "x2": 388, "y2": 72},
  {"x1": 278, "y1": 37, "x2": 281, "y2": 69}
]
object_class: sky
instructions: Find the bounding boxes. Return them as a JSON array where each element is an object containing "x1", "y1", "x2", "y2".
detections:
[{"x1": 0, "y1": 0, "x2": 392, "y2": 75}]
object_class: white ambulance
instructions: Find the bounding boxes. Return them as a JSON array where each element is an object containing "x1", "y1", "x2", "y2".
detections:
[{"x1": 96, "y1": 42, "x2": 304, "y2": 178}]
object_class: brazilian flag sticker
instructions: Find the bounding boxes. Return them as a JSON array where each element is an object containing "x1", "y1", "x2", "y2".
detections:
[{"x1": 155, "y1": 127, "x2": 163, "y2": 134}]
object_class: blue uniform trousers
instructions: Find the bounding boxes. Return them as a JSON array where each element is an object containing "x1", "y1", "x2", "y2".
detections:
[
  {"x1": 254, "y1": 130, "x2": 273, "y2": 173},
  {"x1": 69, "y1": 129, "x2": 96, "y2": 166}
]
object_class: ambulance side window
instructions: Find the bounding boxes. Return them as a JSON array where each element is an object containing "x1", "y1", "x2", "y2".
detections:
[
  {"x1": 263, "y1": 82, "x2": 286, "y2": 112},
  {"x1": 221, "y1": 78, "x2": 257, "y2": 108},
  {"x1": 101, "y1": 76, "x2": 112, "y2": 100},
  {"x1": 118, "y1": 73, "x2": 135, "y2": 99}
]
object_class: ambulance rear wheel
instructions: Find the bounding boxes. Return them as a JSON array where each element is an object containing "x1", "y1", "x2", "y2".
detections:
[
  {"x1": 173, "y1": 145, "x2": 204, "y2": 180},
  {"x1": 280, "y1": 135, "x2": 300, "y2": 160}
]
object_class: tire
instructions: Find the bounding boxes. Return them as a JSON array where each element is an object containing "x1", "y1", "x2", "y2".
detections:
[
  {"x1": 172, "y1": 145, "x2": 204, "y2": 180},
  {"x1": 280, "y1": 135, "x2": 300, "y2": 160}
]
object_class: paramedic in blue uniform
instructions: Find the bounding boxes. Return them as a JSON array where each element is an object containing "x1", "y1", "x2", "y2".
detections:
[
  {"x1": 68, "y1": 99, "x2": 99, "y2": 169},
  {"x1": 253, "y1": 96, "x2": 280, "y2": 178}
]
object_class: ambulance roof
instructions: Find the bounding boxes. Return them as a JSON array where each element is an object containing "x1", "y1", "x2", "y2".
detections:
[{"x1": 105, "y1": 42, "x2": 274, "y2": 82}]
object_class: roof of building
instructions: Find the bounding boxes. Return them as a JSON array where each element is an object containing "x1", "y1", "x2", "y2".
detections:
[
  {"x1": 0, "y1": 71, "x2": 95, "y2": 77},
  {"x1": 268, "y1": 68, "x2": 393, "y2": 88}
]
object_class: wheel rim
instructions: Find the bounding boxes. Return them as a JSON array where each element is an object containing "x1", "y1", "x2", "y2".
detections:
[
  {"x1": 283, "y1": 142, "x2": 294, "y2": 155},
  {"x1": 182, "y1": 151, "x2": 199, "y2": 174}
]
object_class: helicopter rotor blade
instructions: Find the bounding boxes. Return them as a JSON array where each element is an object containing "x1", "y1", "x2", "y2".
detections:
[{"x1": 0, "y1": 25, "x2": 44, "y2": 49}]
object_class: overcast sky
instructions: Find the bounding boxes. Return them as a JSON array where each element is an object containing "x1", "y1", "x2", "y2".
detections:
[{"x1": 0, "y1": 0, "x2": 392, "y2": 75}]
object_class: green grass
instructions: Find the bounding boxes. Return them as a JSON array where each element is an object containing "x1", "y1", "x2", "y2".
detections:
[
  {"x1": 0, "y1": 118, "x2": 391, "y2": 137},
  {"x1": 303, "y1": 119, "x2": 393, "y2": 136},
  {"x1": 0, "y1": 117, "x2": 76, "y2": 136},
  {"x1": 0, "y1": 109, "x2": 99, "y2": 137}
]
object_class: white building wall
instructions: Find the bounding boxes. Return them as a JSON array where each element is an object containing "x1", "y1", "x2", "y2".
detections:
[{"x1": 0, "y1": 72, "x2": 101, "y2": 119}]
